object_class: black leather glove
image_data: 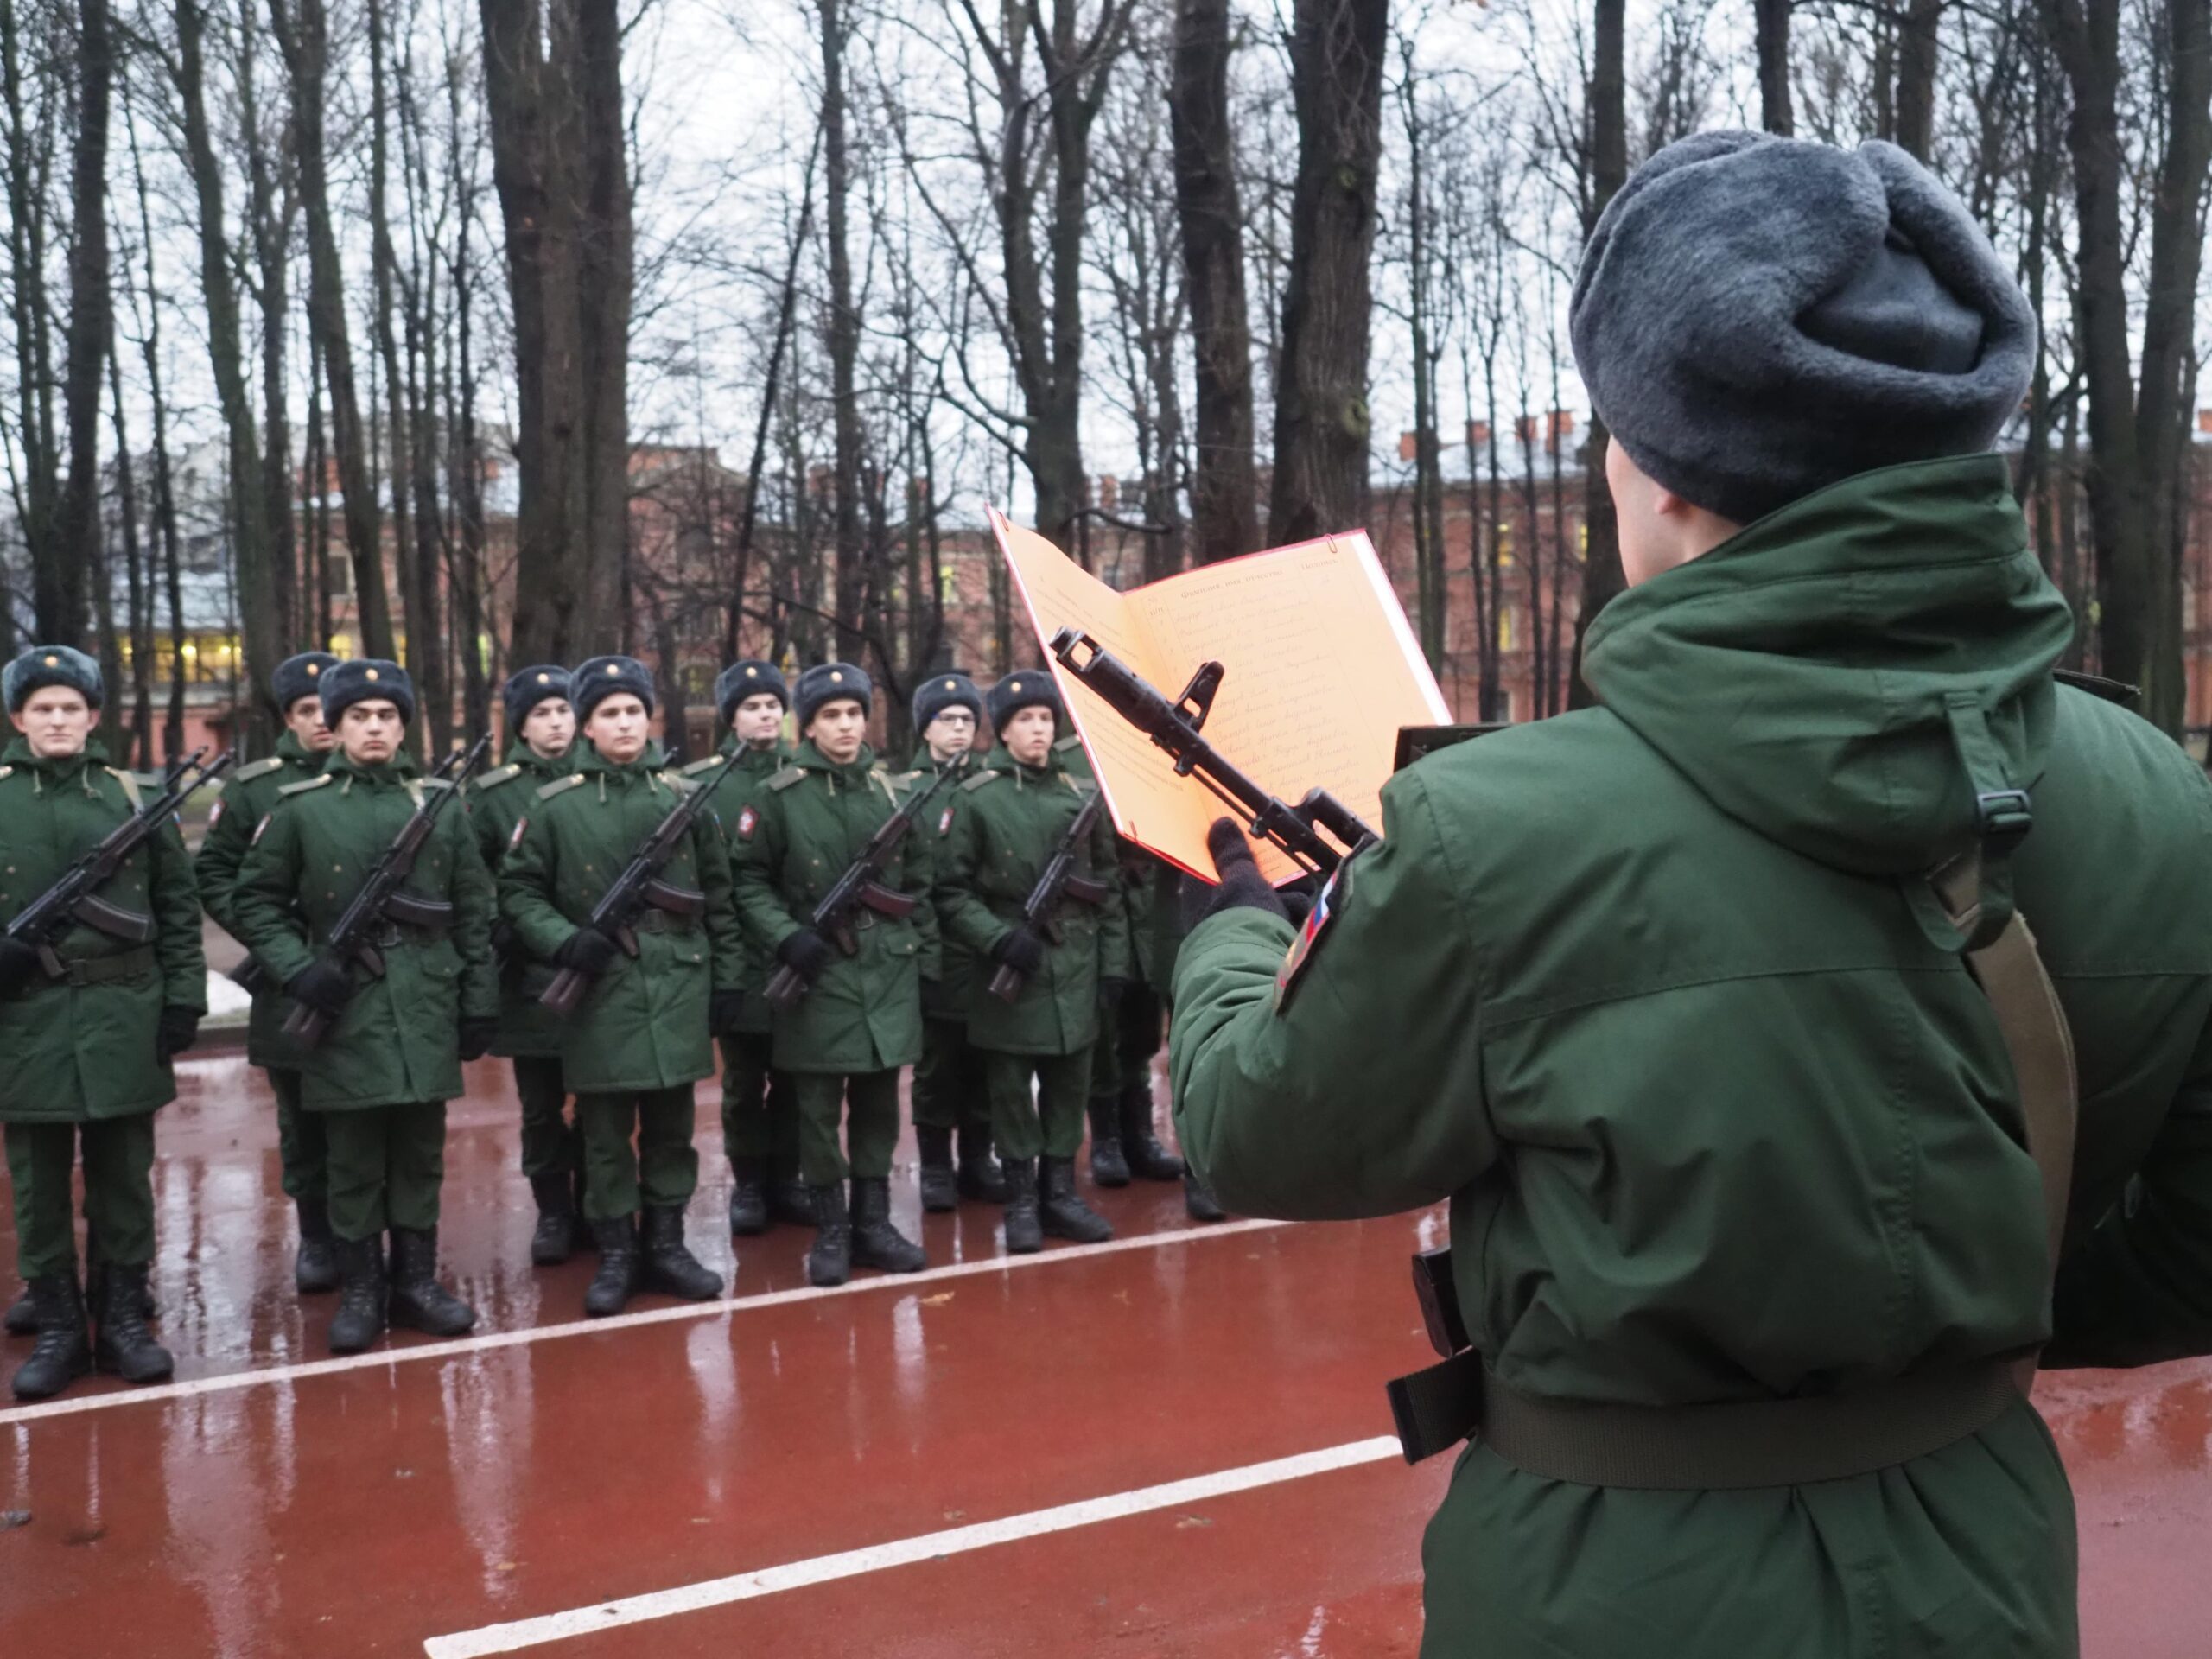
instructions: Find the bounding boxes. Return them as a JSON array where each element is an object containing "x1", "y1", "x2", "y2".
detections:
[
  {"x1": 489, "y1": 918, "x2": 518, "y2": 956},
  {"x1": 709, "y1": 989, "x2": 747, "y2": 1033},
  {"x1": 1181, "y1": 818, "x2": 1290, "y2": 933},
  {"x1": 0, "y1": 936, "x2": 42, "y2": 998},
  {"x1": 775, "y1": 927, "x2": 836, "y2": 982},
  {"x1": 458, "y1": 1017, "x2": 498, "y2": 1061},
  {"x1": 990, "y1": 925, "x2": 1046, "y2": 976},
  {"x1": 285, "y1": 958, "x2": 354, "y2": 1017},
  {"x1": 554, "y1": 926, "x2": 620, "y2": 975},
  {"x1": 1097, "y1": 976, "x2": 1128, "y2": 1015},
  {"x1": 156, "y1": 1006, "x2": 200, "y2": 1063}
]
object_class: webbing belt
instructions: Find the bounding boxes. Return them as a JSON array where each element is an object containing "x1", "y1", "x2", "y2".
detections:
[
  {"x1": 1387, "y1": 848, "x2": 2080, "y2": 1485},
  {"x1": 43, "y1": 945, "x2": 159, "y2": 988}
]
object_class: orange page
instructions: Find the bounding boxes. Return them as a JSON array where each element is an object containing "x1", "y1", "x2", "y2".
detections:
[{"x1": 991, "y1": 508, "x2": 1450, "y2": 884}]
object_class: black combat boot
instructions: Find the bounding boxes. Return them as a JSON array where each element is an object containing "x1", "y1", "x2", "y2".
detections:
[
  {"x1": 295, "y1": 1196, "x2": 340, "y2": 1294},
  {"x1": 640, "y1": 1206, "x2": 723, "y2": 1300},
  {"x1": 1183, "y1": 1171, "x2": 1228, "y2": 1223},
  {"x1": 3, "y1": 1284, "x2": 34, "y2": 1337},
  {"x1": 1001, "y1": 1159, "x2": 1043, "y2": 1255},
  {"x1": 327, "y1": 1236, "x2": 389, "y2": 1354},
  {"x1": 915, "y1": 1126, "x2": 958, "y2": 1214},
  {"x1": 806, "y1": 1185, "x2": 853, "y2": 1287},
  {"x1": 387, "y1": 1228, "x2": 476, "y2": 1337},
  {"x1": 1119, "y1": 1082, "x2": 1185, "y2": 1182},
  {"x1": 583, "y1": 1217, "x2": 639, "y2": 1318},
  {"x1": 956, "y1": 1124, "x2": 1009, "y2": 1204},
  {"x1": 529, "y1": 1173, "x2": 580, "y2": 1266},
  {"x1": 849, "y1": 1179, "x2": 926, "y2": 1273},
  {"x1": 1085, "y1": 1097, "x2": 1130, "y2": 1187},
  {"x1": 80, "y1": 1221, "x2": 156, "y2": 1318},
  {"x1": 10, "y1": 1274, "x2": 90, "y2": 1400},
  {"x1": 770, "y1": 1167, "x2": 817, "y2": 1229},
  {"x1": 1039, "y1": 1156, "x2": 1114, "y2": 1244},
  {"x1": 728, "y1": 1159, "x2": 769, "y2": 1236},
  {"x1": 92, "y1": 1263, "x2": 174, "y2": 1384}
]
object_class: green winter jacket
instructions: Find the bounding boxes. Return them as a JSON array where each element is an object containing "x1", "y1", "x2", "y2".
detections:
[
  {"x1": 232, "y1": 752, "x2": 499, "y2": 1112},
  {"x1": 936, "y1": 744, "x2": 1128, "y2": 1058},
  {"x1": 0, "y1": 739, "x2": 206, "y2": 1124},
  {"x1": 468, "y1": 741, "x2": 574, "y2": 1058},
  {"x1": 195, "y1": 731, "x2": 328, "y2": 1067},
  {"x1": 687, "y1": 738, "x2": 789, "y2": 1037},
  {"x1": 893, "y1": 752, "x2": 976, "y2": 1020},
  {"x1": 1172, "y1": 456, "x2": 2212, "y2": 1658},
  {"x1": 728, "y1": 740, "x2": 938, "y2": 1075},
  {"x1": 499, "y1": 740, "x2": 744, "y2": 1094}
]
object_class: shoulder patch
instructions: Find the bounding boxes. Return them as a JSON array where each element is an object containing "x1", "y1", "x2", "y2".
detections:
[
  {"x1": 960, "y1": 769, "x2": 1001, "y2": 793},
  {"x1": 766, "y1": 766, "x2": 807, "y2": 792},
  {"x1": 938, "y1": 805, "x2": 956, "y2": 837},
  {"x1": 536, "y1": 773, "x2": 588, "y2": 803},
  {"x1": 232, "y1": 755, "x2": 287, "y2": 784},
  {"x1": 474, "y1": 763, "x2": 523, "y2": 792},
  {"x1": 1274, "y1": 858, "x2": 1351, "y2": 1013},
  {"x1": 735, "y1": 804, "x2": 760, "y2": 841},
  {"x1": 278, "y1": 773, "x2": 334, "y2": 798}
]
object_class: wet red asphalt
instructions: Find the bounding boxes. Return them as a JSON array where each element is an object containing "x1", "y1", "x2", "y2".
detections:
[{"x1": 0, "y1": 1055, "x2": 2206, "y2": 1656}]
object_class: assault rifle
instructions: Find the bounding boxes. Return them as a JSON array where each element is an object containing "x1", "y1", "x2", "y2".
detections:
[
  {"x1": 986, "y1": 791, "x2": 1110, "y2": 1001},
  {"x1": 5, "y1": 747, "x2": 236, "y2": 981},
  {"x1": 1046, "y1": 629, "x2": 1376, "y2": 876},
  {"x1": 539, "y1": 745, "x2": 747, "y2": 1016},
  {"x1": 763, "y1": 766, "x2": 952, "y2": 1011},
  {"x1": 284, "y1": 734, "x2": 492, "y2": 1046}
]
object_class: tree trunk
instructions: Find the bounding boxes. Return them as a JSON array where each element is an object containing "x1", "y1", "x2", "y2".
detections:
[
  {"x1": 2, "y1": 0, "x2": 60, "y2": 609},
  {"x1": 275, "y1": 0, "x2": 396, "y2": 664},
  {"x1": 575, "y1": 0, "x2": 630, "y2": 656},
  {"x1": 237, "y1": 0, "x2": 296, "y2": 659},
  {"x1": 1895, "y1": 0, "x2": 1942, "y2": 161},
  {"x1": 1570, "y1": 0, "x2": 1627, "y2": 710},
  {"x1": 1268, "y1": 0, "x2": 1388, "y2": 545},
  {"x1": 368, "y1": 0, "x2": 423, "y2": 747},
  {"x1": 2044, "y1": 0, "x2": 2212, "y2": 732},
  {"x1": 1169, "y1": 0, "x2": 1258, "y2": 564},
  {"x1": 105, "y1": 315, "x2": 151, "y2": 764},
  {"x1": 51, "y1": 0, "x2": 111, "y2": 645},
  {"x1": 1754, "y1": 0, "x2": 1793, "y2": 136},
  {"x1": 819, "y1": 0, "x2": 868, "y2": 664}
]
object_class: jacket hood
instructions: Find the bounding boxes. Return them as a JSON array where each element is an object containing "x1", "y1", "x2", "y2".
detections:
[
  {"x1": 575, "y1": 737, "x2": 668, "y2": 777},
  {"x1": 1580, "y1": 456, "x2": 2075, "y2": 877},
  {"x1": 2, "y1": 735, "x2": 111, "y2": 772},
  {"x1": 792, "y1": 739, "x2": 878, "y2": 779}
]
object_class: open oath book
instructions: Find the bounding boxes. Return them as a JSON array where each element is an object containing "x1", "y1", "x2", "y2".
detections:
[{"x1": 989, "y1": 508, "x2": 1451, "y2": 885}]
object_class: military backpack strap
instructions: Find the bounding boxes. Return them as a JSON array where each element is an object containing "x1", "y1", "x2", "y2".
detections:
[{"x1": 105, "y1": 766, "x2": 145, "y2": 810}]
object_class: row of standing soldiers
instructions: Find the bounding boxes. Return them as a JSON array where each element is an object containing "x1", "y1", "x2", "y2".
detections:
[{"x1": 1, "y1": 642, "x2": 1223, "y2": 1402}]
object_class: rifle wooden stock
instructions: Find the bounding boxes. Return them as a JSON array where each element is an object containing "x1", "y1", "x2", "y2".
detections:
[{"x1": 540, "y1": 964, "x2": 590, "y2": 1017}]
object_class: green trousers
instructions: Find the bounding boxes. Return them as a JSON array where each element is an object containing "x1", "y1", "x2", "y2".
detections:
[
  {"x1": 323, "y1": 1103, "x2": 448, "y2": 1243},
  {"x1": 912, "y1": 1018, "x2": 991, "y2": 1135},
  {"x1": 982, "y1": 1049, "x2": 1092, "y2": 1162},
  {"x1": 790, "y1": 1069, "x2": 901, "y2": 1186},
  {"x1": 718, "y1": 1032, "x2": 799, "y2": 1173},
  {"x1": 4, "y1": 1116, "x2": 157, "y2": 1280},
  {"x1": 575, "y1": 1086, "x2": 699, "y2": 1221},
  {"x1": 1090, "y1": 982, "x2": 1165, "y2": 1103},
  {"x1": 513, "y1": 1054, "x2": 578, "y2": 1180},
  {"x1": 270, "y1": 1066, "x2": 328, "y2": 1204}
]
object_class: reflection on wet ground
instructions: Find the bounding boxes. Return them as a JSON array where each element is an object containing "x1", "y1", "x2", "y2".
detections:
[{"x1": 0, "y1": 1055, "x2": 2205, "y2": 1656}]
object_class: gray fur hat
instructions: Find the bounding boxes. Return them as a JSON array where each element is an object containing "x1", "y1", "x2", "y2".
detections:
[
  {"x1": 987, "y1": 671, "x2": 1062, "y2": 735},
  {"x1": 716, "y1": 659, "x2": 790, "y2": 725},
  {"x1": 272, "y1": 651, "x2": 340, "y2": 713},
  {"x1": 912, "y1": 671, "x2": 984, "y2": 733},
  {"x1": 572, "y1": 655, "x2": 655, "y2": 721},
  {"x1": 3, "y1": 645, "x2": 102, "y2": 712},
  {"x1": 795, "y1": 662, "x2": 872, "y2": 728},
  {"x1": 1571, "y1": 132, "x2": 2037, "y2": 526},
  {"x1": 502, "y1": 664, "x2": 573, "y2": 733},
  {"x1": 321, "y1": 658, "x2": 415, "y2": 726}
]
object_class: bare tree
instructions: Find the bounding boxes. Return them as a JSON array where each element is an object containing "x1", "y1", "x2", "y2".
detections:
[{"x1": 51, "y1": 0, "x2": 112, "y2": 645}]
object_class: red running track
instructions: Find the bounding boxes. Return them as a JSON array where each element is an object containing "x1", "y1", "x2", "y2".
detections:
[{"x1": 0, "y1": 1054, "x2": 2205, "y2": 1657}]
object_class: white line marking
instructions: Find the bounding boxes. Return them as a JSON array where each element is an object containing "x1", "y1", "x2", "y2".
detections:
[
  {"x1": 422, "y1": 1434, "x2": 1401, "y2": 1656},
  {"x1": 0, "y1": 1217, "x2": 1287, "y2": 1428}
]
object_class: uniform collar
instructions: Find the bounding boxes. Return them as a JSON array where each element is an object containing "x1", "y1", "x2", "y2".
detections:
[
  {"x1": 793, "y1": 738, "x2": 877, "y2": 783},
  {"x1": 3, "y1": 734, "x2": 108, "y2": 779}
]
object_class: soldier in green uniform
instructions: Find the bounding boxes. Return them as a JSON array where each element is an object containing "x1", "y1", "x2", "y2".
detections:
[
  {"x1": 728, "y1": 663, "x2": 935, "y2": 1287},
  {"x1": 1170, "y1": 134, "x2": 2212, "y2": 1658},
  {"x1": 0, "y1": 646, "x2": 205, "y2": 1400},
  {"x1": 232, "y1": 659, "x2": 496, "y2": 1355},
  {"x1": 934, "y1": 674, "x2": 1126, "y2": 1254},
  {"x1": 469, "y1": 665, "x2": 584, "y2": 1266},
  {"x1": 195, "y1": 649, "x2": 342, "y2": 1295},
  {"x1": 895, "y1": 671, "x2": 1006, "y2": 1213},
  {"x1": 498, "y1": 656, "x2": 736, "y2": 1318},
  {"x1": 689, "y1": 659, "x2": 805, "y2": 1237}
]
